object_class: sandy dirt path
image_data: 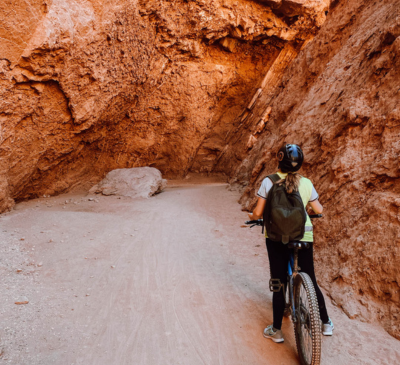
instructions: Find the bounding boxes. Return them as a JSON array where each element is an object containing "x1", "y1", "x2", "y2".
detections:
[{"x1": 0, "y1": 181, "x2": 399, "y2": 365}]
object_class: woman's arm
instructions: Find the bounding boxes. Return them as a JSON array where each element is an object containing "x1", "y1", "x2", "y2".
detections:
[
  {"x1": 248, "y1": 197, "x2": 267, "y2": 220},
  {"x1": 308, "y1": 199, "x2": 323, "y2": 214}
]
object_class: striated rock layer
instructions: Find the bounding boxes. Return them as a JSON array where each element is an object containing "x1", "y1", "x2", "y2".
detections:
[
  {"x1": 226, "y1": 0, "x2": 400, "y2": 339},
  {"x1": 0, "y1": 0, "x2": 328, "y2": 211}
]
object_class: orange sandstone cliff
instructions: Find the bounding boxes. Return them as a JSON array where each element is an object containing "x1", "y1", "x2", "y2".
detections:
[
  {"x1": 1, "y1": 0, "x2": 399, "y2": 341},
  {"x1": 224, "y1": 0, "x2": 400, "y2": 339},
  {"x1": 0, "y1": 0, "x2": 327, "y2": 210}
]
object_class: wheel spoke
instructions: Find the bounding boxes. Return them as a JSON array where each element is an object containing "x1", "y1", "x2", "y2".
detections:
[
  {"x1": 299, "y1": 285, "x2": 313, "y2": 362},
  {"x1": 293, "y1": 273, "x2": 321, "y2": 365}
]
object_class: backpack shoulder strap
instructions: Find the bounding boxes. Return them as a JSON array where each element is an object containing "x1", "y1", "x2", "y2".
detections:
[{"x1": 267, "y1": 173, "x2": 282, "y2": 185}]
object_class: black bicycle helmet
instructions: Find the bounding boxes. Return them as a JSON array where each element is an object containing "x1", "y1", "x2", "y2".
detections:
[{"x1": 277, "y1": 144, "x2": 304, "y2": 173}]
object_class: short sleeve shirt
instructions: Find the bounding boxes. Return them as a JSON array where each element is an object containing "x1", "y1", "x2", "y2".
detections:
[
  {"x1": 257, "y1": 173, "x2": 319, "y2": 202},
  {"x1": 257, "y1": 172, "x2": 319, "y2": 241}
]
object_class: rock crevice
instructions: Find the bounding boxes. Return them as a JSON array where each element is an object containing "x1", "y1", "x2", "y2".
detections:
[{"x1": 225, "y1": 0, "x2": 400, "y2": 339}]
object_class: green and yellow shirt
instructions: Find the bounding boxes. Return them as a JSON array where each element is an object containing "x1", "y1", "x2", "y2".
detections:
[{"x1": 257, "y1": 172, "x2": 319, "y2": 242}]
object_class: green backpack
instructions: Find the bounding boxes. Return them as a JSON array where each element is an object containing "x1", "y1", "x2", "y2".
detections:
[{"x1": 263, "y1": 174, "x2": 306, "y2": 244}]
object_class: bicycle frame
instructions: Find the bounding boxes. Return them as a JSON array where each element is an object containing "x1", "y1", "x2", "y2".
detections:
[{"x1": 287, "y1": 249, "x2": 299, "y2": 323}]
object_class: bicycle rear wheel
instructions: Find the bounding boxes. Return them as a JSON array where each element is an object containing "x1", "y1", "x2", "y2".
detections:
[{"x1": 293, "y1": 272, "x2": 321, "y2": 365}]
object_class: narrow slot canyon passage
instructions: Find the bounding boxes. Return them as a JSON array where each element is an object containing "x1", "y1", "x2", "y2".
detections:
[
  {"x1": 0, "y1": 180, "x2": 399, "y2": 364},
  {"x1": 1, "y1": 0, "x2": 400, "y2": 362}
]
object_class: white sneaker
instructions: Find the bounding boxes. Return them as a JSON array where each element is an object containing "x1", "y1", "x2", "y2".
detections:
[
  {"x1": 263, "y1": 325, "x2": 284, "y2": 343},
  {"x1": 322, "y1": 318, "x2": 334, "y2": 336}
]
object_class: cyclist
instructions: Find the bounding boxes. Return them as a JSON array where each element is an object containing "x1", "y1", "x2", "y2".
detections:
[{"x1": 248, "y1": 144, "x2": 334, "y2": 343}]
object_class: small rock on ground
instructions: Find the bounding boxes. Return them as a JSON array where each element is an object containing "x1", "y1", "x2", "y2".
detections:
[{"x1": 15, "y1": 296, "x2": 29, "y2": 305}]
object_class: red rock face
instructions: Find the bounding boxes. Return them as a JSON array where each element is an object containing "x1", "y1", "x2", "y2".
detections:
[
  {"x1": 0, "y1": 0, "x2": 326, "y2": 210},
  {"x1": 3, "y1": 0, "x2": 399, "y2": 342},
  {"x1": 227, "y1": 0, "x2": 400, "y2": 339}
]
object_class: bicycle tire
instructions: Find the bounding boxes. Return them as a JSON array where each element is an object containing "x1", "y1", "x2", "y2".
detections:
[{"x1": 293, "y1": 272, "x2": 321, "y2": 365}]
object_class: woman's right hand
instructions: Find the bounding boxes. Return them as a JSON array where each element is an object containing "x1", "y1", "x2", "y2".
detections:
[{"x1": 308, "y1": 199, "x2": 323, "y2": 214}]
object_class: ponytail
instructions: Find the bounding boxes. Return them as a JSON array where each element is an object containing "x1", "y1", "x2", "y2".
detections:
[{"x1": 285, "y1": 172, "x2": 301, "y2": 194}]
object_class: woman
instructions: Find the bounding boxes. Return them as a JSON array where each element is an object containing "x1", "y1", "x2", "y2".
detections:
[{"x1": 248, "y1": 144, "x2": 334, "y2": 343}]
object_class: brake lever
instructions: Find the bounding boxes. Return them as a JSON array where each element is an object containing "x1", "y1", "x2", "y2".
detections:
[{"x1": 244, "y1": 219, "x2": 263, "y2": 228}]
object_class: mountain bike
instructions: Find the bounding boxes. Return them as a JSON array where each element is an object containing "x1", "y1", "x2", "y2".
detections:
[{"x1": 245, "y1": 214, "x2": 323, "y2": 365}]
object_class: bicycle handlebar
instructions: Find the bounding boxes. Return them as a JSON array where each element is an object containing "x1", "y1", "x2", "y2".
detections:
[
  {"x1": 308, "y1": 214, "x2": 323, "y2": 219},
  {"x1": 244, "y1": 219, "x2": 263, "y2": 226},
  {"x1": 244, "y1": 214, "x2": 322, "y2": 227}
]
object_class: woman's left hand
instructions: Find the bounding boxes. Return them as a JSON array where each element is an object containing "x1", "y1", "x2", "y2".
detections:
[{"x1": 248, "y1": 198, "x2": 267, "y2": 221}]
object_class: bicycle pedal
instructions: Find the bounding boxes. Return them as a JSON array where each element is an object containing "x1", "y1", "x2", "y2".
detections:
[{"x1": 269, "y1": 278, "x2": 283, "y2": 292}]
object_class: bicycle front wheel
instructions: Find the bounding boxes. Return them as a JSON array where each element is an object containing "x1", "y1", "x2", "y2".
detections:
[{"x1": 293, "y1": 272, "x2": 321, "y2": 365}]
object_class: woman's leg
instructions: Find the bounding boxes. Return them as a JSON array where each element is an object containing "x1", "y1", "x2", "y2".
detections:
[
  {"x1": 298, "y1": 243, "x2": 329, "y2": 323},
  {"x1": 266, "y1": 239, "x2": 290, "y2": 330}
]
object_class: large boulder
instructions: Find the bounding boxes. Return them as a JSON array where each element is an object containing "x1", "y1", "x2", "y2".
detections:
[{"x1": 89, "y1": 167, "x2": 167, "y2": 198}]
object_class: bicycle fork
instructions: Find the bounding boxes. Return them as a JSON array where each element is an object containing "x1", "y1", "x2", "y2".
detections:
[{"x1": 288, "y1": 252, "x2": 298, "y2": 323}]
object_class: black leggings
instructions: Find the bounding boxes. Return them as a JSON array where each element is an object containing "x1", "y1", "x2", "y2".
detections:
[{"x1": 266, "y1": 238, "x2": 329, "y2": 330}]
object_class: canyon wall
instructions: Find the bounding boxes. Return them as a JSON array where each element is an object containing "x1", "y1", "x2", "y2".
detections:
[
  {"x1": 225, "y1": 0, "x2": 400, "y2": 339},
  {"x1": 1, "y1": 0, "x2": 399, "y2": 341},
  {"x1": 0, "y1": 0, "x2": 327, "y2": 210}
]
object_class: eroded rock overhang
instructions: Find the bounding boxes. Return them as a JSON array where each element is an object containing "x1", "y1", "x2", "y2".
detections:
[{"x1": 0, "y1": 0, "x2": 329, "y2": 210}]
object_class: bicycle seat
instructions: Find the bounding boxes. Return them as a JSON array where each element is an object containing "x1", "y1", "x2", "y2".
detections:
[{"x1": 288, "y1": 241, "x2": 310, "y2": 250}]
